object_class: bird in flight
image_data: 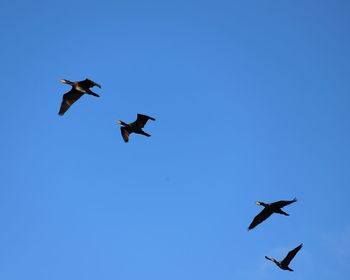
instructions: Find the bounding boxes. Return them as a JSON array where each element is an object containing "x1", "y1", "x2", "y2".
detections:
[
  {"x1": 265, "y1": 243, "x2": 303, "y2": 271},
  {"x1": 58, "y1": 78, "x2": 101, "y2": 116},
  {"x1": 248, "y1": 198, "x2": 297, "y2": 230},
  {"x1": 116, "y1": 114, "x2": 155, "y2": 142}
]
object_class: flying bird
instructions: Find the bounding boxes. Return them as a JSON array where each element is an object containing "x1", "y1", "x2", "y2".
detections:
[
  {"x1": 58, "y1": 78, "x2": 101, "y2": 116},
  {"x1": 248, "y1": 198, "x2": 297, "y2": 230},
  {"x1": 265, "y1": 243, "x2": 303, "y2": 271},
  {"x1": 117, "y1": 114, "x2": 155, "y2": 142}
]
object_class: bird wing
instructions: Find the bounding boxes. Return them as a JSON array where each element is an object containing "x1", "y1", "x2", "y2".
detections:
[
  {"x1": 271, "y1": 198, "x2": 297, "y2": 209},
  {"x1": 133, "y1": 114, "x2": 155, "y2": 128},
  {"x1": 120, "y1": 127, "x2": 131, "y2": 142},
  {"x1": 248, "y1": 207, "x2": 273, "y2": 230},
  {"x1": 79, "y1": 79, "x2": 101, "y2": 88},
  {"x1": 281, "y1": 244, "x2": 303, "y2": 266},
  {"x1": 58, "y1": 90, "x2": 84, "y2": 116}
]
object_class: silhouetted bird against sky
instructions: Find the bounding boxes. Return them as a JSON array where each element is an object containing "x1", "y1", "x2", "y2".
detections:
[
  {"x1": 117, "y1": 114, "x2": 155, "y2": 142},
  {"x1": 265, "y1": 243, "x2": 303, "y2": 271},
  {"x1": 248, "y1": 198, "x2": 297, "y2": 230},
  {"x1": 58, "y1": 78, "x2": 101, "y2": 116}
]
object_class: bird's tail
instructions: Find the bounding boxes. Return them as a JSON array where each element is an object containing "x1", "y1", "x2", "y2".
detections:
[
  {"x1": 141, "y1": 131, "x2": 151, "y2": 137},
  {"x1": 89, "y1": 92, "x2": 100, "y2": 97},
  {"x1": 275, "y1": 209, "x2": 289, "y2": 216}
]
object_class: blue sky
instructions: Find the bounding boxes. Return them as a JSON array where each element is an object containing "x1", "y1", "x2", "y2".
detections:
[{"x1": 1, "y1": 0, "x2": 350, "y2": 279}]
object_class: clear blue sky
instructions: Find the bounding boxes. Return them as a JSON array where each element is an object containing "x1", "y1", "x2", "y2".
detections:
[{"x1": 1, "y1": 0, "x2": 349, "y2": 279}]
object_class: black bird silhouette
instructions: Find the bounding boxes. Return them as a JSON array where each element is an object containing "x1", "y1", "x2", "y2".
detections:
[
  {"x1": 58, "y1": 78, "x2": 101, "y2": 116},
  {"x1": 265, "y1": 244, "x2": 303, "y2": 271},
  {"x1": 248, "y1": 198, "x2": 297, "y2": 230},
  {"x1": 117, "y1": 114, "x2": 155, "y2": 142}
]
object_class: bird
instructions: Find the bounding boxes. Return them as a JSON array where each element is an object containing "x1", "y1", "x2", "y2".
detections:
[
  {"x1": 248, "y1": 198, "x2": 297, "y2": 230},
  {"x1": 58, "y1": 78, "x2": 101, "y2": 116},
  {"x1": 116, "y1": 114, "x2": 155, "y2": 142},
  {"x1": 265, "y1": 244, "x2": 303, "y2": 271}
]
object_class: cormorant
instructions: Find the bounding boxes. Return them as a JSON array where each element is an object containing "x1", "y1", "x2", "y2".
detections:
[
  {"x1": 58, "y1": 78, "x2": 101, "y2": 116},
  {"x1": 248, "y1": 198, "x2": 297, "y2": 230},
  {"x1": 117, "y1": 114, "x2": 155, "y2": 142},
  {"x1": 265, "y1": 244, "x2": 303, "y2": 271}
]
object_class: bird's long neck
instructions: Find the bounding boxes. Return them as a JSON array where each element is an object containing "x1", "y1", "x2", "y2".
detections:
[
  {"x1": 118, "y1": 120, "x2": 128, "y2": 126},
  {"x1": 266, "y1": 256, "x2": 277, "y2": 264}
]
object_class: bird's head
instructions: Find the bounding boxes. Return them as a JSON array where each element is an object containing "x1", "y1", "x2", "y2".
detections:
[
  {"x1": 256, "y1": 201, "x2": 266, "y2": 207},
  {"x1": 60, "y1": 79, "x2": 71, "y2": 84}
]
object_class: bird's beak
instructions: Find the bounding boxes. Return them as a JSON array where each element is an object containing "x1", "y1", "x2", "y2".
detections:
[
  {"x1": 60, "y1": 79, "x2": 67, "y2": 84},
  {"x1": 256, "y1": 202, "x2": 261, "y2": 205},
  {"x1": 116, "y1": 120, "x2": 121, "y2": 124}
]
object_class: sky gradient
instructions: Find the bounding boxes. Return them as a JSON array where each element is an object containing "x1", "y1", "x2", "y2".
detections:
[{"x1": 1, "y1": 1, "x2": 350, "y2": 279}]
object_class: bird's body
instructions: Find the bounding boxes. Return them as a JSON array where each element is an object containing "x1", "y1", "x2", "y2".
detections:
[
  {"x1": 248, "y1": 198, "x2": 297, "y2": 230},
  {"x1": 58, "y1": 78, "x2": 101, "y2": 116},
  {"x1": 265, "y1": 244, "x2": 303, "y2": 271},
  {"x1": 117, "y1": 114, "x2": 155, "y2": 142}
]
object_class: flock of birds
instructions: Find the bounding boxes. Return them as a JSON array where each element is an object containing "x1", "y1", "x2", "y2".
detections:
[
  {"x1": 58, "y1": 78, "x2": 155, "y2": 142},
  {"x1": 57, "y1": 78, "x2": 303, "y2": 272},
  {"x1": 248, "y1": 198, "x2": 302, "y2": 271}
]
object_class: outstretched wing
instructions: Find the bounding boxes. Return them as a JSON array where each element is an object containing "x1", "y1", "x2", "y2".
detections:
[
  {"x1": 79, "y1": 79, "x2": 101, "y2": 89},
  {"x1": 58, "y1": 90, "x2": 84, "y2": 116},
  {"x1": 281, "y1": 244, "x2": 303, "y2": 266},
  {"x1": 271, "y1": 198, "x2": 297, "y2": 209},
  {"x1": 133, "y1": 114, "x2": 155, "y2": 128},
  {"x1": 248, "y1": 207, "x2": 273, "y2": 230},
  {"x1": 120, "y1": 127, "x2": 131, "y2": 142}
]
